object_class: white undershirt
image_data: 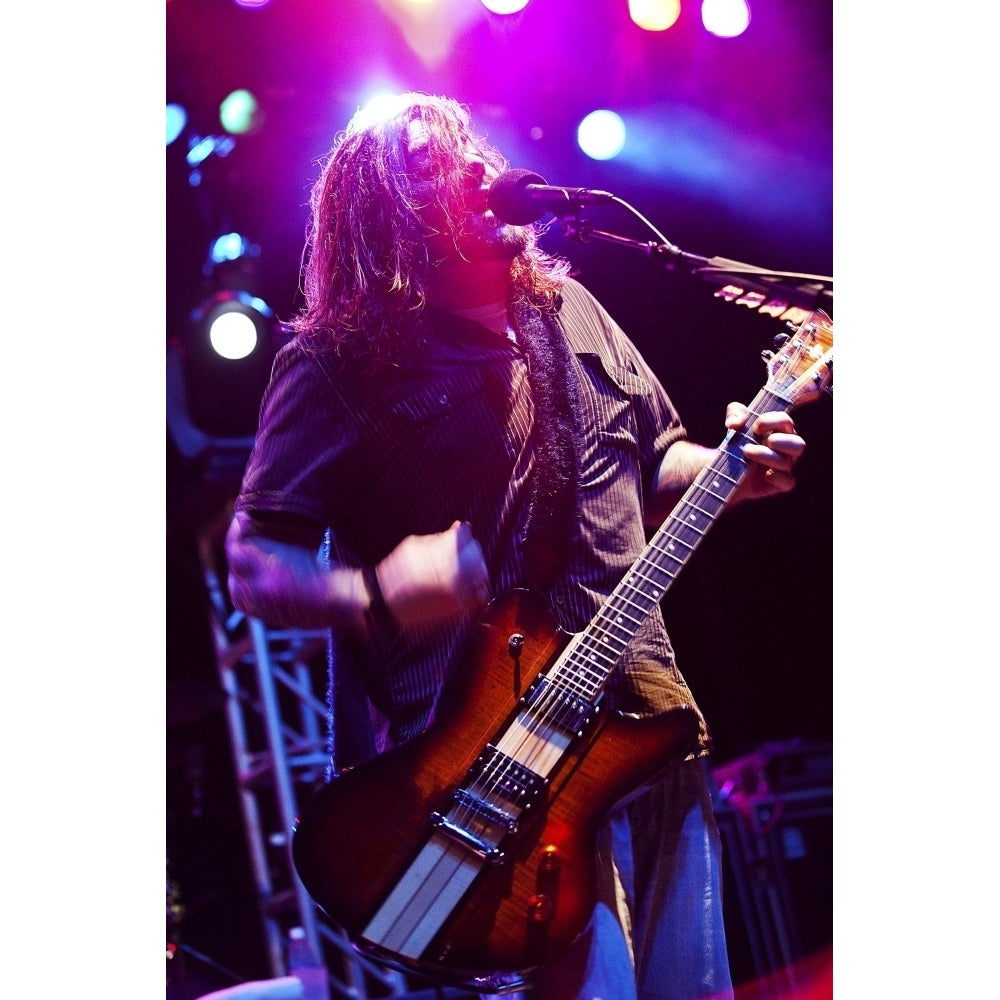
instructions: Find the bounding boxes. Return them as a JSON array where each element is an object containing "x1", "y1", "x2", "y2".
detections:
[{"x1": 447, "y1": 301, "x2": 516, "y2": 342}]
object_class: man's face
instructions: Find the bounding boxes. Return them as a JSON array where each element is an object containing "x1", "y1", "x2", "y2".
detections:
[{"x1": 404, "y1": 118, "x2": 529, "y2": 266}]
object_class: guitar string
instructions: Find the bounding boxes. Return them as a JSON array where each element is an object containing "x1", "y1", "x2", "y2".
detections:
[
  {"x1": 451, "y1": 316, "x2": 839, "y2": 828},
  {"x1": 374, "y1": 433, "x2": 761, "y2": 957},
  {"x1": 449, "y1": 420, "x2": 762, "y2": 846},
  {"x1": 389, "y1": 379, "x2": 822, "y2": 952},
  {"x1": 368, "y1": 324, "x2": 832, "y2": 960},
  {"x1": 462, "y1": 353, "x2": 828, "y2": 826},
  {"x1": 451, "y1": 324, "x2": 827, "y2": 828}
]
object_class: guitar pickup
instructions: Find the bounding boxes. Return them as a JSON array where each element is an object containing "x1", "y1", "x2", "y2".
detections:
[
  {"x1": 428, "y1": 746, "x2": 549, "y2": 860},
  {"x1": 524, "y1": 678, "x2": 596, "y2": 737},
  {"x1": 466, "y1": 745, "x2": 547, "y2": 811}
]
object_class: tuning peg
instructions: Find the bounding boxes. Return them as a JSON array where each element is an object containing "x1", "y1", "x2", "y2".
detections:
[{"x1": 773, "y1": 332, "x2": 790, "y2": 349}]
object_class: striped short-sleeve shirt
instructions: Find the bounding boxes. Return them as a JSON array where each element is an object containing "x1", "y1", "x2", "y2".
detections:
[{"x1": 235, "y1": 278, "x2": 709, "y2": 757}]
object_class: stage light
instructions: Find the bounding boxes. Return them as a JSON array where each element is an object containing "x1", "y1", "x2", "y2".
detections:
[
  {"x1": 629, "y1": 0, "x2": 681, "y2": 32},
  {"x1": 220, "y1": 88, "x2": 261, "y2": 135},
  {"x1": 167, "y1": 103, "x2": 187, "y2": 146},
  {"x1": 179, "y1": 290, "x2": 283, "y2": 439},
  {"x1": 186, "y1": 134, "x2": 237, "y2": 169},
  {"x1": 208, "y1": 232, "x2": 260, "y2": 268},
  {"x1": 481, "y1": 0, "x2": 530, "y2": 13},
  {"x1": 577, "y1": 110, "x2": 627, "y2": 161},
  {"x1": 376, "y1": 0, "x2": 484, "y2": 69},
  {"x1": 351, "y1": 92, "x2": 413, "y2": 132},
  {"x1": 210, "y1": 311, "x2": 259, "y2": 361},
  {"x1": 192, "y1": 290, "x2": 274, "y2": 361},
  {"x1": 701, "y1": 0, "x2": 751, "y2": 38}
]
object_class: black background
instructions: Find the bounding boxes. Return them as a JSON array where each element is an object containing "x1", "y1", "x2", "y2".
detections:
[{"x1": 166, "y1": 0, "x2": 832, "y2": 992}]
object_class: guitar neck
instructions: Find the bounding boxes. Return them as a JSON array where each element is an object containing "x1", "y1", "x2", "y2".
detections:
[{"x1": 550, "y1": 386, "x2": 791, "y2": 702}]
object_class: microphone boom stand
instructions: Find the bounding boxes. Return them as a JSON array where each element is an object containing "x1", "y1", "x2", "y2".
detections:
[{"x1": 558, "y1": 216, "x2": 833, "y2": 314}]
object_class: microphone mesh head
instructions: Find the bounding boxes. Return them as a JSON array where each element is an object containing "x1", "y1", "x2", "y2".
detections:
[{"x1": 487, "y1": 168, "x2": 548, "y2": 225}]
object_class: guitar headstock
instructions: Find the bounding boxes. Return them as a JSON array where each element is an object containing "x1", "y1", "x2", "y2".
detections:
[{"x1": 763, "y1": 309, "x2": 833, "y2": 410}]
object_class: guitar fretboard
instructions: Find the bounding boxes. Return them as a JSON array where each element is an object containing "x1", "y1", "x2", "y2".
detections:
[{"x1": 549, "y1": 387, "x2": 790, "y2": 704}]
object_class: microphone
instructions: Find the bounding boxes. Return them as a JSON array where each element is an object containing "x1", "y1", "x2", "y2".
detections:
[{"x1": 488, "y1": 168, "x2": 615, "y2": 225}]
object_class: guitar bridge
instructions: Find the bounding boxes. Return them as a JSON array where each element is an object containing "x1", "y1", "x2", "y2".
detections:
[
  {"x1": 429, "y1": 745, "x2": 549, "y2": 862},
  {"x1": 450, "y1": 787, "x2": 519, "y2": 832},
  {"x1": 429, "y1": 810, "x2": 507, "y2": 862}
]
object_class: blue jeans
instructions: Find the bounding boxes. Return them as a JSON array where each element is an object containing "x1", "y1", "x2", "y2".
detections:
[{"x1": 519, "y1": 757, "x2": 734, "y2": 1000}]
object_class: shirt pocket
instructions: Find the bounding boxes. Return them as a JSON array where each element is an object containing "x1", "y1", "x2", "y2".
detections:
[
  {"x1": 577, "y1": 351, "x2": 652, "y2": 398},
  {"x1": 574, "y1": 352, "x2": 653, "y2": 474}
]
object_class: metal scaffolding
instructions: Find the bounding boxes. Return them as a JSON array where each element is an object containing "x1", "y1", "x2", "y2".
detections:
[
  {"x1": 195, "y1": 507, "x2": 412, "y2": 1000},
  {"x1": 188, "y1": 503, "x2": 832, "y2": 1000}
]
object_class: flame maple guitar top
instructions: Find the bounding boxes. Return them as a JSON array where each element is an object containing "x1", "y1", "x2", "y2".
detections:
[{"x1": 292, "y1": 588, "x2": 699, "y2": 986}]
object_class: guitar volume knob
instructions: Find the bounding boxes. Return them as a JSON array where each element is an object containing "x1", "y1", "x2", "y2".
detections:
[{"x1": 539, "y1": 844, "x2": 561, "y2": 872}]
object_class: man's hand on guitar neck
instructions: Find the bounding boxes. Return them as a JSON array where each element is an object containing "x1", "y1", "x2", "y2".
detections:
[
  {"x1": 646, "y1": 402, "x2": 806, "y2": 525},
  {"x1": 726, "y1": 402, "x2": 805, "y2": 504}
]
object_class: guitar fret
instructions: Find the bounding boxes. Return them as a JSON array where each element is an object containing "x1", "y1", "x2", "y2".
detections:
[
  {"x1": 684, "y1": 502, "x2": 719, "y2": 523},
  {"x1": 587, "y1": 622, "x2": 638, "y2": 653},
  {"x1": 629, "y1": 566, "x2": 672, "y2": 597},
  {"x1": 705, "y1": 457, "x2": 744, "y2": 483},
  {"x1": 572, "y1": 638, "x2": 618, "y2": 666},
  {"x1": 578, "y1": 628, "x2": 631, "y2": 664},
  {"x1": 597, "y1": 603, "x2": 644, "y2": 633},
  {"x1": 555, "y1": 661, "x2": 604, "y2": 700},
  {"x1": 649, "y1": 533, "x2": 695, "y2": 563},
  {"x1": 662, "y1": 521, "x2": 711, "y2": 551},
  {"x1": 579, "y1": 622, "x2": 632, "y2": 657},
  {"x1": 695, "y1": 479, "x2": 732, "y2": 502},
  {"x1": 573, "y1": 646, "x2": 621, "y2": 686},
  {"x1": 614, "y1": 586, "x2": 658, "y2": 620},
  {"x1": 647, "y1": 543, "x2": 693, "y2": 577}
]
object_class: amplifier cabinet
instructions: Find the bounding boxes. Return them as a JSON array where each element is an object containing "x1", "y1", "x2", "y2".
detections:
[{"x1": 714, "y1": 784, "x2": 833, "y2": 998}]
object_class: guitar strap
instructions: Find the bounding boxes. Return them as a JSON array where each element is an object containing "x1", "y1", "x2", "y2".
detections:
[{"x1": 509, "y1": 297, "x2": 582, "y2": 592}]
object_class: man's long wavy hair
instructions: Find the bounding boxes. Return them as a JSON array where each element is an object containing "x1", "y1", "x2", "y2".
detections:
[{"x1": 287, "y1": 93, "x2": 571, "y2": 363}]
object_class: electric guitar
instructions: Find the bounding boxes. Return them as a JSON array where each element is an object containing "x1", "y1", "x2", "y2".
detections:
[{"x1": 292, "y1": 310, "x2": 834, "y2": 992}]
